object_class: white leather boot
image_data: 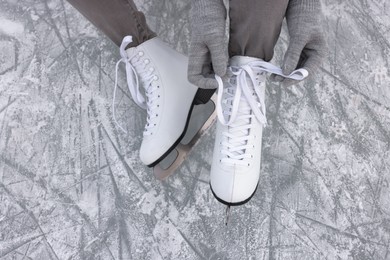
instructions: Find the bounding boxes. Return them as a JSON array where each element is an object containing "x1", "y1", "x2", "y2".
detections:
[
  {"x1": 211, "y1": 56, "x2": 308, "y2": 205},
  {"x1": 114, "y1": 36, "x2": 212, "y2": 166}
]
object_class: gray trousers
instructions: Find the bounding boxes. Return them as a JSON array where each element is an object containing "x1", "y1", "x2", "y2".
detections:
[{"x1": 67, "y1": 0, "x2": 289, "y2": 62}]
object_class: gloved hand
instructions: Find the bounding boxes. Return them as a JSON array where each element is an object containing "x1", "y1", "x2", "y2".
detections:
[
  {"x1": 273, "y1": 0, "x2": 327, "y2": 86},
  {"x1": 188, "y1": 0, "x2": 228, "y2": 89}
]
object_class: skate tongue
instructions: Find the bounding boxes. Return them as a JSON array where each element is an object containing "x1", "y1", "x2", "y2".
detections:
[
  {"x1": 226, "y1": 95, "x2": 252, "y2": 159},
  {"x1": 217, "y1": 73, "x2": 260, "y2": 163},
  {"x1": 124, "y1": 46, "x2": 137, "y2": 57},
  {"x1": 215, "y1": 59, "x2": 309, "y2": 127}
]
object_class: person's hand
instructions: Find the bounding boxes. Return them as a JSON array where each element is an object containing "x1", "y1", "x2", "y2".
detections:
[
  {"x1": 273, "y1": 0, "x2": 327, "y2": 86},
  {"x1": 188, "y1": 0, "x2": 228, "y2": 89}
]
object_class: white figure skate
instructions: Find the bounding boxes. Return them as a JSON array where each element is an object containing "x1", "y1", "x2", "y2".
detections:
[
  {"x1": 211, "y1": 56, "x2": 308, "y2": 210},
  {"x1": 113, "y1": 36, "x2": 216, "y2": 179}
]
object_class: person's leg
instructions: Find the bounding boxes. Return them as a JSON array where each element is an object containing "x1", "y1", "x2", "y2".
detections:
[
  {"x1": 228, "y1": 0, "x2": 289, "y2": 61},
  {"x1": 66, "y1": 0, "x2": 156, "y2": 47}
]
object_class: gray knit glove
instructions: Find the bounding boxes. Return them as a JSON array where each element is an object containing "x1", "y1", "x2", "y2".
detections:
[
  {"x1": 188, "y1": 0, "x2": 228, "y2": 89},
  {"x1": 273, "y1": 0, "x2": 327, "y2": 86}
]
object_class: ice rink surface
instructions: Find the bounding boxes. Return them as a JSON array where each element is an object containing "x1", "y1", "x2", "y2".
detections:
[{"x1": 1, "y1": 0, "x2": 390, "y2": 259}]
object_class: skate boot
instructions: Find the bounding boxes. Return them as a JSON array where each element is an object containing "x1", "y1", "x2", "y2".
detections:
[
  {"x1": 210, "y1": 56, "x2": 308, "y2": 207},
  {"x1": 113, "y1": 36, "x2": 214, "y2": 168}
]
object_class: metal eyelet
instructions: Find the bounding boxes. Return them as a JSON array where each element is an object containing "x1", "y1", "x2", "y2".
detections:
[
  {"x1": 139, "y1": 51, "x2": 144, "y2": 56},
  {"x1": 144, "y1": 59, "x2": 150, "y2": 64}
]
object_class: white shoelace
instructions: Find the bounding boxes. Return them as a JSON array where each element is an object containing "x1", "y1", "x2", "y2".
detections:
[
  {"x1": 215, "y1": 60, "x2": 308, "y2": 165},
  {"x1": 113, "y1": 36, "x2": 160, "y2": 136}
]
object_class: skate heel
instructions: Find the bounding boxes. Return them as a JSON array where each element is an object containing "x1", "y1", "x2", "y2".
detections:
[
  {"x1": 194, "y1": 88, "x2": 216, "y2": 105},
  {"x1": 153, "y1": 94, "x2": 217, "y2": 180}
]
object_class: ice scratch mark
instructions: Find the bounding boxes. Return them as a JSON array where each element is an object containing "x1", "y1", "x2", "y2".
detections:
[
  {"x1": 38, "y1": 0, "x2": 87, "y2": 85},
  {"x1": 0, "y1": 156, "x2": 116, "y2": 259},
  {"x1": 101, "y1": 124, "x2": 148, "y2": 192},
  {"x1": 176, "y1": 228, "x2": 207, "y2": 260},
  {"x1": 0, "y1": 97, "x2": 17, "y2": 115},
  {"x1": 0, "y1": 232, "x2": 44, "y2": 258},
  {"x1": 321, "y1": 68, "x2": 390, "y2": 112},
  {"x1": 0, "y1": 182, "x2": 61, "y2": 260},
  {"x1": 296, "y1": 212, "x2": 386, "y2": 246}
]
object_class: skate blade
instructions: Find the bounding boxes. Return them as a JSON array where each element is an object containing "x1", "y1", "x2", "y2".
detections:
[
  {"x1": 153, "y1": 94, "x2": 217, "y2": 180},
  {"x1": 225, "y1": 205, "x2": 231, "y2": 226}
]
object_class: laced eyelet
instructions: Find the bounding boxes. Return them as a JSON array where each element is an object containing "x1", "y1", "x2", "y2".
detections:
[{"x1": 153, "y1": 75, "x2": 159, "y2": 81}]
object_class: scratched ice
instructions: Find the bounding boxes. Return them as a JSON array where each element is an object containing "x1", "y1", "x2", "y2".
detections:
[{"x1": 1, "y1": 0, "x2": 390, "y2": 259}]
